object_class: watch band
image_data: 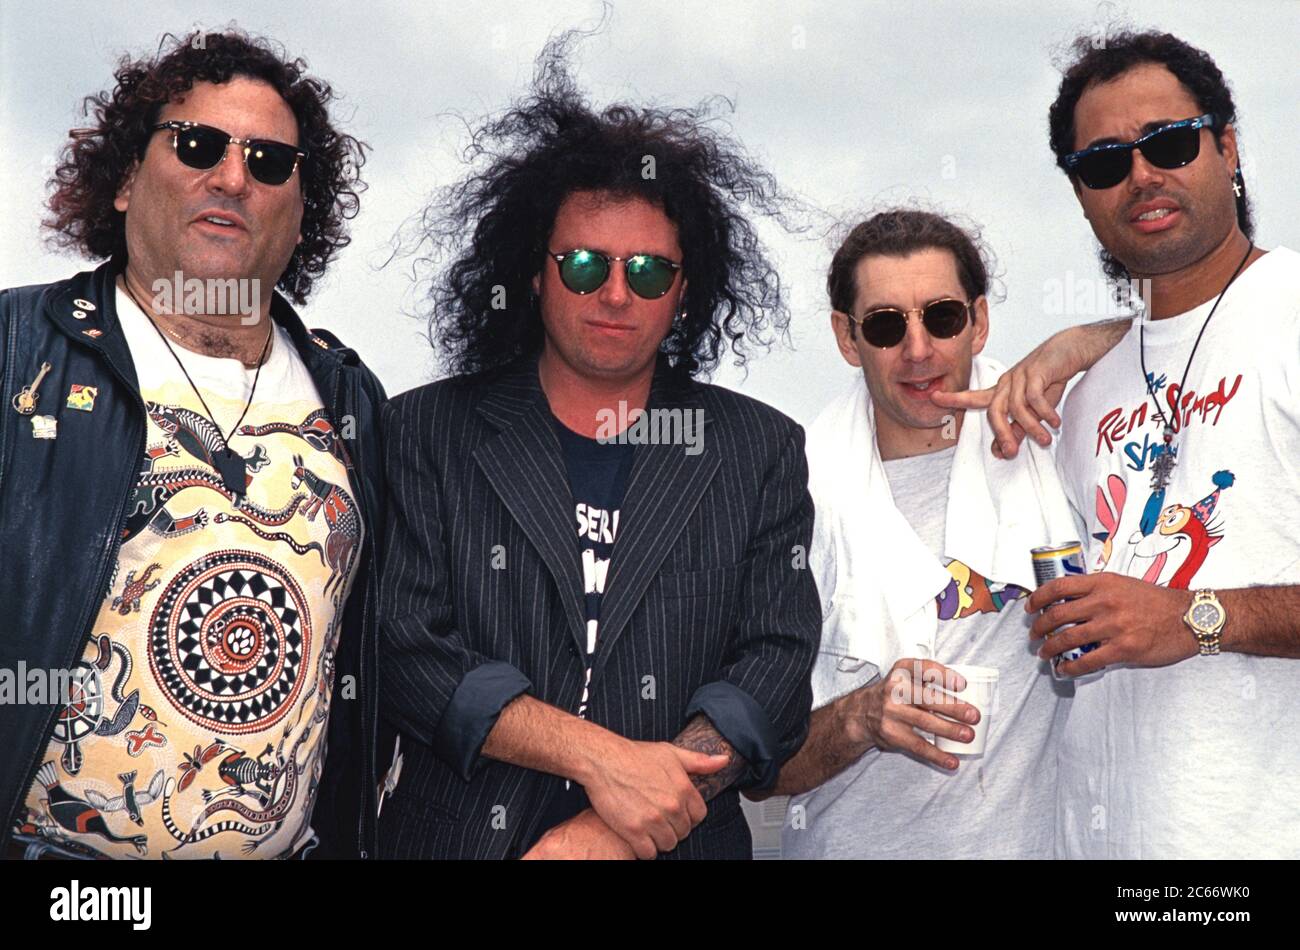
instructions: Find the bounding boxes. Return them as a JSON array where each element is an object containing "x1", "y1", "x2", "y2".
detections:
[{"x1": 1186, "y1": 589, "x2": 1225, "y2": 656}]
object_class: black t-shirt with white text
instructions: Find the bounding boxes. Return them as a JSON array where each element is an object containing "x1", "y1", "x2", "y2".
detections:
[{"x1": 531, "y1": 416, "x2": 635, "y2": 843}]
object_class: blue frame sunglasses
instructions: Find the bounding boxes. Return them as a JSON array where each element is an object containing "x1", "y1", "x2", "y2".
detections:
[{"x1": 1064, "y1": 114, "x2": 1216, "y2": 189}]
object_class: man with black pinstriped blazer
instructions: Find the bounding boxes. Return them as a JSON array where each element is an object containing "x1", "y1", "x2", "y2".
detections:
[{"x1": 373, "y1": 48, "x2": 821, "y2": 860}]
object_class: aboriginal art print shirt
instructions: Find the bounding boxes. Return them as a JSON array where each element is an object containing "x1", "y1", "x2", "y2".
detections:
[{"x1": 14, "y1": 285, "x2": 363, "y2": 859}]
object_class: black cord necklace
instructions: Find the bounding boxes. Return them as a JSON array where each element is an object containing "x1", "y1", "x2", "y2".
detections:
[
  {"x1": 123, "y1": 278, "x2": 273, "y2": 495},
  {"x1": 1139, "y1": 242, "x2": 1254, "y2": 492}
]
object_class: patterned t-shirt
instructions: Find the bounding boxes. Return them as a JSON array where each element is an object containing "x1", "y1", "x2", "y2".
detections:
[{"x1": 13, "y1": 285, "x2": 362, "y2": 859}]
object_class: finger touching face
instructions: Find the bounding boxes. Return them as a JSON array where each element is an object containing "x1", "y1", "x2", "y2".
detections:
[{"x1": 839, "y1": 248, "x2": 987, "y2": 435}]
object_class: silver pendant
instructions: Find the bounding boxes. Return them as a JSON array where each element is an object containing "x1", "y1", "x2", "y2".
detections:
[{"x1": 1150, "y1": 441, "x2": 1177, "y2": 491}]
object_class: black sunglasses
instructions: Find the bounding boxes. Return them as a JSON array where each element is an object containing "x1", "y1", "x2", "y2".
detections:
[
  {"x1": 550, "y1": 248, "x2": 682, "y2": 299},
  {"x1": 151, "y1": 121, "x2": 307, "y2": 186},
  {"x1": 1064, "y1": 114, "x2": 1215, "y2": 190},
  {"x1": 848, "y1": 297, "x2": 973, "y2": 349}
]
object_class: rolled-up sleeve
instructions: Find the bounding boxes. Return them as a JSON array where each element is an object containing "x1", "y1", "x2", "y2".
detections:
[
  {"x1": 434, "y1": 661, "x2": 531, "y2": 780},
  {"x1": 378, "y1": 396, "x2": 531, "y2": 781},
  {"x1": 684, "y1": 680, "x2": 782, "y2": 788},
  {"x1": 690, "y1": 424, "x2": 821, "y2": 791}
]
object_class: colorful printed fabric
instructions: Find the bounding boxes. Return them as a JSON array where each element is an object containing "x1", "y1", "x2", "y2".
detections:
[{"x1": 13, "y1": 290, "x2": 362, "y2": 859}]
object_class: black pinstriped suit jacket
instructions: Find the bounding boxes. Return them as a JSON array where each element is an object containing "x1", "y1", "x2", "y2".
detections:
[{"x1": 376, "y1": 355, "x2": 820, "y2": 859}]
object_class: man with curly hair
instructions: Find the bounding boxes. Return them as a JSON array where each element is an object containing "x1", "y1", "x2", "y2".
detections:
[
  {"x1": 940, "y1": 30, "x2": 1300, "y2": 859},
  {"x1": 376, "y1": 38, "x2": 820, "y2": 859},
  {"x1": 0, "y1": 30, "x2": 385, "y2": 860}
]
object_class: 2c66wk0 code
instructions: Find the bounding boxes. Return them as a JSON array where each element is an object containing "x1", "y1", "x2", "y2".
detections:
[{"x1": 1118, "y1": 887, "x2": 1249, "y2": 900}]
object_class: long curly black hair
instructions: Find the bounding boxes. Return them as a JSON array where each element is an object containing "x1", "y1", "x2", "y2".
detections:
[
  {"x1": 1048, "y1": 29, "x2": 1254, "y2": 283},
  {"x1": 44, "y1": 28, "x2": 368, "y2": 305},
  {"x1": 403, "y1": 27, "x2": 801, "y2": 380}
]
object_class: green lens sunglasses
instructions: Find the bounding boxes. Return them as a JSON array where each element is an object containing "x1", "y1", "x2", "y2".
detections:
[{"x1": 550, "y1": 248, "x2": 682, "y2": 299}]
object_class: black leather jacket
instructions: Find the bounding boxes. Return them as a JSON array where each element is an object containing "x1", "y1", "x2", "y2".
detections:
[{"x1": 0, "y1": 261, "x2": 386, "y2": 858}]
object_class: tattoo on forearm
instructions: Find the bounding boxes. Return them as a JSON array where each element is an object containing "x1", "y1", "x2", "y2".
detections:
[{"x1": 671, "y1": 715, "x2": 749, "y2": 802}]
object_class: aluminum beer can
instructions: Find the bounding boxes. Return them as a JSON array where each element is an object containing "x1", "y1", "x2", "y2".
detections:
[{"x1": 1030, "y1": 542, "x2": 1100, "y2": 679}]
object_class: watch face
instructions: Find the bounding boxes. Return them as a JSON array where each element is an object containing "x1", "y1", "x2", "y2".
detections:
[{"x1": 1192, "y1": 603, "x2": 1223, "y2": 628}]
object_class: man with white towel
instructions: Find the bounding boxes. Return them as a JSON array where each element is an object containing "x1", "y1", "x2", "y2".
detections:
[{"x1": 750, "y1": 209, "x2": 1077, "y2": 858}]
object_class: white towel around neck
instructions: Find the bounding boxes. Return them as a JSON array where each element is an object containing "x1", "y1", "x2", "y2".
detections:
[{"x1": 806, "y1": 356, "x2": 1079, "y2": 686}]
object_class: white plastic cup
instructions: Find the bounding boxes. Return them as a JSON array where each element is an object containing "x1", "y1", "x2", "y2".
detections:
[{"x1": 932, "y1": 664, "x2": 998, "y2": 756}]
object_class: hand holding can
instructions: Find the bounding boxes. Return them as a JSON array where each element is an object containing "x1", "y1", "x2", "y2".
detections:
[{"x1": 1030, "y1": 542, "x2": 1103, "y2": 680}]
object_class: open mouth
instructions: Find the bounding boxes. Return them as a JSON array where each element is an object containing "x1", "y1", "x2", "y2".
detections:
[
  {"x1": 1129, "y1": 203, "x2": 1181, "y2": 234},
  {"x1": 899, "y1": 376, "x2": 944, "y2": 398},
  {"x1": 191, "y1": 211, "x2": 246, "y2": 233}
]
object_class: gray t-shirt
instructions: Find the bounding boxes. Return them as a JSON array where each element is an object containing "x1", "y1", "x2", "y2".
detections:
[{"x1": 783, "y1": 446, "x2": 1071, "y2": 859}]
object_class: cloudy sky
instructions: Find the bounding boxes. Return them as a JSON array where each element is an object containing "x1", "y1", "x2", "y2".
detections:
[{"x1": 2, "y1": 0, "x2": 1296, "y2": 425}]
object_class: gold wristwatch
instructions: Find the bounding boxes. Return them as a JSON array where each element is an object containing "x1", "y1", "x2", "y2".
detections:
[{"x1": 1183, "y1": 589, "x2": 1226, "y2": 656}]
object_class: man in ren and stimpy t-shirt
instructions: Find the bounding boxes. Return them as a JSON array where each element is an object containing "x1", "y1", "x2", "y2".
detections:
[{"x1": 942, "y1": 31, "x2": 1300, "y2": 858}]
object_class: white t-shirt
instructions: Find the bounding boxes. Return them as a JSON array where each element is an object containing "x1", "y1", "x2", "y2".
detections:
[
  {"x1": 1055, "y1": 246, "x2": 1300, "y2": 858},
  {"x1": 783, "y1": 447, "x2": 1069, "y2": 859}
]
